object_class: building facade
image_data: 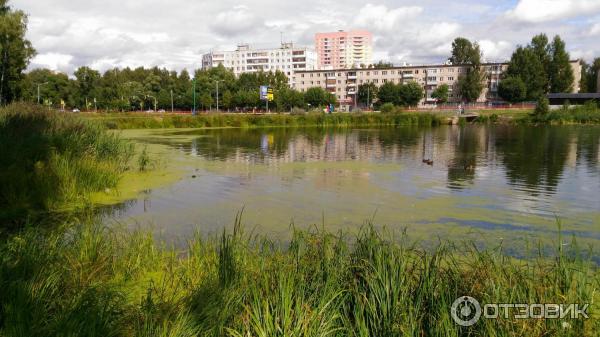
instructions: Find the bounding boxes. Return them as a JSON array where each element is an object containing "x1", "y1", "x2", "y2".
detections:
[
  {"x1": 292, "y1": 60, "x2": 582, "y2": 108},
  {"x1": 201, "y1": 43, "x2": 316, "y2": 86},
  {"x1": 315, "y1": 30, "x2": 373, "y2": 70}
]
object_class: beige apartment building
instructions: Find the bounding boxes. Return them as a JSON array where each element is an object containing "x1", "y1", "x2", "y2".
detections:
[{"x1": 292, "y1": 60, "x2": 582, "y2": 109}]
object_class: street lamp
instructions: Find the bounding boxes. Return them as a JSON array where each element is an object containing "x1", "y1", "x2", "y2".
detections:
[
  {"x1": 214, "y1": 80, "x2": 223, "y2": 112},
  {"x1": 192, "y1": 78, "x2": 197, "y2": 115},
  {"x1": 35, "y1": 82, "x2": 48, "y2": 104},
  {"x1": 145, "y1": 94, "x2": 157, "y2": 112}
]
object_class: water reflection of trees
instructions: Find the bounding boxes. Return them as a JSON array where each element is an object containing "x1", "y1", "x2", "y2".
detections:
[
  {"x1": 171, "y1": 126, "x2": 599, "y2": 195},
  {"x1": 494, "y1": 126, "x2": 572, "y2": 194}
]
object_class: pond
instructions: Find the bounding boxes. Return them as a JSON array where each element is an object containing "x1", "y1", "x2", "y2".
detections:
[{"x1": 104, "y1": 125, "x2": 600, "y2": 252}]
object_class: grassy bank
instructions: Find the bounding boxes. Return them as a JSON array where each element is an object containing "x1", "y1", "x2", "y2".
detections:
[
  {"x1": 0, "y1": 217, "x2": 597, "y2": 337},
  {"x1": 520, "y1": 103, "x2": 600, "y2": 125},
  {"x1": 90, "y1": 112, "x2": 444, "y2": 130},
  {"x1": 0, "y1": 104, "x2": 134, "y2": 224}
]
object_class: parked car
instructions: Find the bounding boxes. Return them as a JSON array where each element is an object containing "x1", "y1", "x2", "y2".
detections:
[
  {"x1": 158, "y1": 109, "x2": 166, "y2": 113},
  {"x1": 72, "y1": 108, "x2": 80, "y2": 113}
]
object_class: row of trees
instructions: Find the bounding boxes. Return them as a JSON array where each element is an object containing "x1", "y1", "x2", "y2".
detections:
[
  {"x1": 498, "y1": 34, "x2": 578, "y2": 103},
  {"x1": 356, "y1": 81, "x2": 424, "y2": 108},
  {"x1": 21, "y1": 64, "x2": 340, "y2": 112}
]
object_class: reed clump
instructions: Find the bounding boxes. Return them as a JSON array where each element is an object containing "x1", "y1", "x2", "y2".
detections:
[
  {"x1": 0, "y1": 216, "x2": 596, "y2": 336},
  {"x1": 0, "y1": 103, "x2": 134, "y2": 224}
]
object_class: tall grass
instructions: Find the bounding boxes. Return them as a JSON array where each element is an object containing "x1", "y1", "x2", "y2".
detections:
[
  {"x1": 92, "y1": 112, "x2": 444, "y2": 130},
  {"x1": 522, "y1": 101, "x2": 600, "y2": 124},
  {"x1": 0, "y1": 217, "x2": 596, "y2": 337},
  {"x1": 0, "y1": 103, "x2": 134, "y2": 224}
]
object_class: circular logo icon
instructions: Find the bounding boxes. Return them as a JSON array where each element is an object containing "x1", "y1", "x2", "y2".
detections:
[{"x1": 451, "y1": 296, "x2": 482, "y2": 326}]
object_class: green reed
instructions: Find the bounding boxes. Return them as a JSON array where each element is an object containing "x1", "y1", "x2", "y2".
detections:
[{"x1": 0, "y1": 216, "x2": 597, "y2": 337}]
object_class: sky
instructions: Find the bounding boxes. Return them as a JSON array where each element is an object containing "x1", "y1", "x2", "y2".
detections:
[{"x1": 12, "y1": 0, "x2": 600, "y2": 75}]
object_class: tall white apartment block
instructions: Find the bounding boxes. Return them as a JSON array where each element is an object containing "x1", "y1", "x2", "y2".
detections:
[{"x1": 201, "y1": 43, "x2": 316, "y2": 86}]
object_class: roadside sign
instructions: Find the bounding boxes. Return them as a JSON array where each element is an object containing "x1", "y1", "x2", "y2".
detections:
[{"x1": 260, "y1": 86, "x2": 274, "y2": 102}]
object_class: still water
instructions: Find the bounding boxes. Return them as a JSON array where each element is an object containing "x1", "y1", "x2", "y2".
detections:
[{"x1": 106, "y1": 125, "x2": 600, "y2": 250}]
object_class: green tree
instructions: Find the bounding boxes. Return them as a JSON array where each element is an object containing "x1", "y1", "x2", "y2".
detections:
[
  {"x1": 275, "y1": 87, "x2": 304, "y2": 111},
  {"x1": 450, "y1": 37, "x2": 481, "y2": 65},
  {"x1": 498, "y1": 77, "x2": 527, "y2": 103},
  {"x1": 451, "y1": 37, "x2": 485, "y2": 102},
  {"x1": 548, "y1": 35, "x2": 574, "y2": 93},
  {"x1": 581, "y1": 58, "x2": 600, "y2": 93},
  {"x1": 221, "y1": 90, "x2": 233, "y2": 111},
  {"x1": 73, "y1": 67, "x2": 101, "y2": 109},
  {"x1": 377, "y1": 82, "x2": 400, "y2": 105},
  {"x1": 0, "y1": 0, "x2": 35, "y2": 104},
  {"x1": 458, "y1": 68, "x2": 485, "y2": 102},
  {"x1": 431, "y1": 84, "x2": 449, "y2": 104},
  {"x1": 200, "y1": 92, "x2": 213, "y2": 110},
  {"x1": 304, "y1": 87, "x2": 329, "y2": 107},
  {"x1": 505, "y1": 47, "x2": 547, "y2": 100},
  {"x1": 530, "y1": 33, "x2": 551, "y2": 81},
  {"x1": 534, "y1": 95, "x2": 549, "y2": 116},
  {"x1": 398, "y1": 82, "x2": 424, "y2": 107},
  {"x1": 357, "y1": 82, "x2": 378, "y2": 106}
]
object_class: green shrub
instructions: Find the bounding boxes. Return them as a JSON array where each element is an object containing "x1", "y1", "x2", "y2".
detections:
[
  {"x1": 380, "y1": 102, "x2": 396, "y2": 114},
  {"x1": 0, "y1": 104, "x2": 133, "y2": 223}
]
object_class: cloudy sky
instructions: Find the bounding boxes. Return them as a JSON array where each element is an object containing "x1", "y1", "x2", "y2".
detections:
[{"x1": 12, "y1": 0, "x2": 600, "y2": 75}]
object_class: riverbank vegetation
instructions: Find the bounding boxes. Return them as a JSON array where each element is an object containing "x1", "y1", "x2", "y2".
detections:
[
  {"x1": 0, "y1": 103, "x2": 133, "y2": 224},
  {"x1": 0, "y1": 217, "x2": 597, "y2": 337},
  {"x1": 92, "y1": 111, "x2": 444, "y2": 130}
]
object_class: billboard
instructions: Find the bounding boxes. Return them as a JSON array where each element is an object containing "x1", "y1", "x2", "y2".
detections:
[{"x1": 260, "y1": 86, "x2": 274, "y2": 102}]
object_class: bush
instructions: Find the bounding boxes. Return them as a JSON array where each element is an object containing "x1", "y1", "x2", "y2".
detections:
[
  {"x1": 290, "y1": 107, "x2": 307, "y2": 115},
  {"x1": 380, "y1": 102, "x2": 396, "y2": 114},
  {"x1": 534, "y1": 95, "x2": 550, "y2": 116},
  {"x1": 0, "y1": 104, "x2": 133, "y2": 223}
]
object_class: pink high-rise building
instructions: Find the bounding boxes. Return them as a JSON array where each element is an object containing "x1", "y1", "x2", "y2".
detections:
[{"x1": 315, "y1": 30, "x2": 373, "y2": 69}]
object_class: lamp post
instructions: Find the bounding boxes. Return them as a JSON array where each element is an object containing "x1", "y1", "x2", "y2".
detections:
[
  {"x1": 170, "y1": 89, "x2": 174, "y2": 113},
  {"x1": 35, "y1": 82, "x2": 48, "y2": 104},
  {"x1": 192, "y1": 78, "x2": 197, "y2": 115},
  {"x1": 146, "y1": 95, "x2": 157, "y2": 112},
  {"x1": 215, "y1": 80, "x2": 223, "y2": 112}
]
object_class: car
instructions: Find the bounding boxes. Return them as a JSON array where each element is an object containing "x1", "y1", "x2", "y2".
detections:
[
  {"x1": 72, "y1": 108, "x2": 80, "y2": 113},
  {"x1": 158, "y1": 109, "x2": 166, "y2": 113},
  {"x1": 145, "y1": 109, "x2": 154, "y2": 113}
]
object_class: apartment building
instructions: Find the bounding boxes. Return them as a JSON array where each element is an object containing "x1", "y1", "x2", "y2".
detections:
[
  {"x1": 292, "y1": 60, "x2": 582, "y2": 109},
  {"x1": 315, "y1": 30, "x2": 373, "y2": 69},
  {"x1": 201, "y1": 43, "x2": 316, "y2": 86}
]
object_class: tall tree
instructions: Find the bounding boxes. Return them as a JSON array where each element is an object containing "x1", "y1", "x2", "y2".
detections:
[
  {"x1": 357, "y1": 82, "x2": 378, "y2": 106},
  {"x1": 548, "y1": 35, "x2": 574, "y2": 93},
  {"x1": 0, "y1": 0, "x2": 35, "y2": 104},
  {"x1": 431, "y1": 84, "x2": 449, "y2": 104},
  {"x1": 498, "y1": 77, "x2": 527, "y2": 103},
  {"x1": 398, "y1": 82, "x2": 424, "y2": 107},
  {"x1": 505, "y1": 46, "x2": 547, "y2": 100},
  {"x1": 376, "y1": 82, "x2": 400, "y2": 105},
  {"x1": 450, "y1": 37, "x2": 481, "y2": 65},
  {"x1": 451, "y1": 37, "x2": 485, "y2": 102}
]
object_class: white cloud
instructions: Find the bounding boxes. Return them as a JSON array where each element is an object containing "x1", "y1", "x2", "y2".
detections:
[
  {"x1": 209, "y1": 5, "x2": 263, "y2": 37},
  {"x1": 9, "y1": 0, "x2": 600, "y2": 75},
  {"x1": 355, "y1": 4, "x2": 423, "y2": 32},
  {"x1": 30, "y1": 53, "x2": 74, "y2": 72},
  {"x1": 505, "y1": 0, "x2": 600, "y2": 23},
  {"x1": 479, "y1": 40, "x2": 513, "y2": 61},
  {"x1": 588, "y1": 23, "x2": 600, "y2": 36}
]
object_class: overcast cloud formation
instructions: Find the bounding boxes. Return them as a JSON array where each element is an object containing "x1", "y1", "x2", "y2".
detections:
[{"x1": 13, "y1": 0, "x2": 600, "y2": 75}]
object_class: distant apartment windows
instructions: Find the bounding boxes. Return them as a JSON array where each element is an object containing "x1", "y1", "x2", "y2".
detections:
[
  {"x1": 447, "y1": 77, "x2": 454, "y2": 81},
  {"x1": 373, "y1": 71, "x2": 379, "y2": 75},
  {"x1": 383, "y1": 79, "x2": 388, "y2": 83},
  {"x1": 317, "y1": 81, "x2": 321, "y2": 84},
  {"x1": 415, "y1": 70, "x2": 419, "y2": 74},
  {"x1": 382, "y1": 71, "x2": 388, "y2": 75},
  {"x1": 366, "y1": 72, "x2": 370, "y2": 76},
  {"x1": 373, "y1": 79, "x2": 379, "y2": 83}
]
